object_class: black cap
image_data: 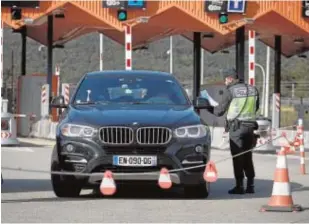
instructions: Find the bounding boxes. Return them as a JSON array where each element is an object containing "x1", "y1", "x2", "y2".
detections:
[{"x1": 222, "y1": 68, "x2": 238, "y2": 79}]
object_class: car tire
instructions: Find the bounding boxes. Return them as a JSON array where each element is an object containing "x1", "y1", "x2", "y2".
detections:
[
  {"x1": 51, "y1": 161, "x2": 83, "y2": 198},
  {"x1": 184, "y1": 182, "x2": 209, "y2": 198}
]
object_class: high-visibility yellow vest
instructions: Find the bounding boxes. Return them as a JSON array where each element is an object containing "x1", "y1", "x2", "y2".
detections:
[{"x1": 226, "y1": 83, "x2": 259, "y2": 121}]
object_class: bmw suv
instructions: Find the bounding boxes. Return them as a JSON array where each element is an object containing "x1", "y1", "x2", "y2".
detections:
[{"x1": 50, "y1": 70, "x2": 212, "y2": 198}]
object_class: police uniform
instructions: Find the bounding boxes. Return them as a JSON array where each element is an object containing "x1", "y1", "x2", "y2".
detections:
[{"x1": 205, "y1": 68, "x2": 259, "y2": 194}]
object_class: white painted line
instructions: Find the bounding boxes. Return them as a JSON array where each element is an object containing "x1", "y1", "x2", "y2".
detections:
[{"x1": 2, "y1": 147, "x2": 34, "y2": 152}]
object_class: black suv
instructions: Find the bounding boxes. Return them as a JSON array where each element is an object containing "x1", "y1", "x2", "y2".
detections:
[{"x1": 50, "y1": 70, "x2": 212, "y2": 198}]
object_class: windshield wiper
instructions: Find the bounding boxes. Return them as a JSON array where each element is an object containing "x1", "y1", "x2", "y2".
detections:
[
  {"x1": 74, "y1": 100, "x2": 109, "y2": 105},
  {"x1": 74, "y1": 101, "x2": 96, "y2": 105}
]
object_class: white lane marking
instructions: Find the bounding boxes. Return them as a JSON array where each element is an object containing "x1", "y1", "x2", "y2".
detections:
[{"x1": 1, "y1": 147, "x2": 34, "y2": 152}]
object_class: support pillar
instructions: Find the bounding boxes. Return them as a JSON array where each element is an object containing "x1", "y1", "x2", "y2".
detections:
[
  {"x1": 193, "y1": 32, "x2": 201, "y2": 112},
  {"x1": 21, "y1": 27, "x2": 26, "y2": 76},
  {"x1": 272, "y1": 35, "x2": 281, "y2": 129},
  {"x1": 47, "y1": 15, "x2": 53, "y2": 113},
  {"x1": 236, "y1": 26, "x2": 245, "y2": 83}
]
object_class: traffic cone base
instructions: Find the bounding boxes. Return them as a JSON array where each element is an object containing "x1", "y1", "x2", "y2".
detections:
[
  {"x1": 260, "y1": 150, "x2": 303, "y2": 212},
  {"x1": 260, "y1": 204, "x2": 302, "y2": 212}
]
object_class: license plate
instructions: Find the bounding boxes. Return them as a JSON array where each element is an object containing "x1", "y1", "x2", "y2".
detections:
[{"x1": 113, "y1": 155, "x2": 157, "y2": 167}]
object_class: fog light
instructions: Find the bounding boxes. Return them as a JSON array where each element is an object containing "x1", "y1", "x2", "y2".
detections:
[
  {"x1": 66, "y1": 144, "x2": 74, "y2": 152},
  {"x1": 195, "y1": 145, "x2": 203, "y2": 153}
]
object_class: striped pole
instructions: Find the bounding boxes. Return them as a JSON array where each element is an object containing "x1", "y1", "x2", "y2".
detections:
[
  {"x1": 41, "y1": 84, "x2": 50, "y2": 118},
  {"x1": 297, "y1": 119, "x2": 306, "y2": 175},
  {"x1": 248, "y1": 30, "x2": 255, "y2": 86},
  {"x1": 125, "y1": 25, "x2": 132, "y2": 70},
  {"x1": 55, "y1": 65, "x2": 61, "y2": 117},
  {"x1": 61, "y1": 83, "x2": 70, "y2": 112},
  {"x1": 55, "y1": 65, "x2": 60, "y2": 96},
  {"x1": 272, "y1": 93, "x2": 280, "y2": 129},
  {"x1": 62, "y1": 83, "x2": 70, "y2": 105}
]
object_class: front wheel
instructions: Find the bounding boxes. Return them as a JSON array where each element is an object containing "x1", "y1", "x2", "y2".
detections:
[
  {"x1": 51, "y1": 162, "x2": 83, "y2": 198},
  {"x1": 184, "y1": 182, "x2": 209, "y2": 198}
]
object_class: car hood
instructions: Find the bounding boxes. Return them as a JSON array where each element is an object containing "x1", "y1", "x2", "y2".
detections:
[{"x1": 67, "y1": 104, "x2": 201, "y2": 128}]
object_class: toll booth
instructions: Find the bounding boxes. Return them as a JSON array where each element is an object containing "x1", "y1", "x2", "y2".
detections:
[{"x1": 16, "y1": 74, "x2": 60, "y2": 136}]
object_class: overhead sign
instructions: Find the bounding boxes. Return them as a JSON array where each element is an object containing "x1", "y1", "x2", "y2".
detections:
[
  {"x1": 1, "y1": 1, "x2": 40, "y2": 8},
  {"x1": 127, "y1": 0, "x2": 146, "y2": 8},
  {"x1": 227, "y1": 0, "x2": 246, "y2": 13},
  {"x1": 102, "y1": 0, "x2": 126, "y2": 8},
  {"x1": 302, "y1": 1, "x2": 309, "y2": 18},
  {"x1": 204, "y1": 0, "x2": 227, "y2": 13}
]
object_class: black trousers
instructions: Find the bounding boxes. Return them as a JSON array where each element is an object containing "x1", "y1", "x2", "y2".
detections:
[{"x1": 229, "y1": 124, "x2": 255, "y2": 182}]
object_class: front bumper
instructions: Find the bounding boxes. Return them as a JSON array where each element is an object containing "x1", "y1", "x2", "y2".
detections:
[{"x1": 56, "y1": 136, "x2": 211, "y2": 186}]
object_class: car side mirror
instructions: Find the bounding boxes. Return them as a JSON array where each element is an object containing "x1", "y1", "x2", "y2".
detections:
[
  {"x1": 194, "y1": 97, "x2": 210, "y2": 109},
  {"x1": 50, "y1": 95, "x2": 67, "y2": 108}
]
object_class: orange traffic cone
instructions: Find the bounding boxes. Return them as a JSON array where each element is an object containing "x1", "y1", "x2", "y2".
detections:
[
  {"x1": 158, "y1": 167, "x2": 172, "y2": 189},
  {"x1": 100, "y1": 170, "x2": 117, "y2": 196},
  {"x1": 280, "y1": 145, "x2": 295, "y2": 155},
  {"x1": 293, "y1": 135, "x2": 301, "y2": 148},
  {"x1": 260, "y1": 150, "x2": 302, "y2": 212},
  {"x1": 279, "y1": 133, "x2": 295, "y2": 155},
  {"x1": 203, "y1": 161, "x2": 218, "y2": 183}
]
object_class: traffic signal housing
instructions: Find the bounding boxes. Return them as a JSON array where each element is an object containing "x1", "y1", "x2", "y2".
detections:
[
  {"x1": 117, "y1": 9, "x2": 127, "y2": 21},
  {"x1": 11, "y1": 6, "x2": 22, "y2": 20},
  {"x1": 218, "y1": 12, "x2": 228, "y2": 24}
]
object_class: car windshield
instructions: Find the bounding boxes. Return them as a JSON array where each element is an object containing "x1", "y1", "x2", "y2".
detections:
[{"x1": 73, "y1": 74, "x2": 190, "y2": 105}]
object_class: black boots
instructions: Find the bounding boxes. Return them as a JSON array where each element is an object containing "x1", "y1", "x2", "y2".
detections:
[
  {"x1": 228, "y1": 178, "x2": 255, "y2": 194},
  {"x1": 228, "y1": 178, "x2": 245, "y2": 194},
  {"x1": 246, "y1": 178, "x2": 255, "y2": 194}
]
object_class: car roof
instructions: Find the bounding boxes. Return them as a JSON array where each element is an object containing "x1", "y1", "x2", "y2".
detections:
[{"x1": 86, "y1": 70, "x2": 173, "y2": 78}]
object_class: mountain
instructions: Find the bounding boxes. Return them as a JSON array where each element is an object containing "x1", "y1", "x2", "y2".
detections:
[{"x1": 3, "y1": 29, "x2": 309, "y2": 97}]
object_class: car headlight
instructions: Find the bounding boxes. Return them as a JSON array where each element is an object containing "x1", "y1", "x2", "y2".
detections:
[
  {"x1": 174, "y1": 124, "x2": 208, "y2": 138},
  {"x1": 60, "y1": 123, "x2": 97, "y2": 137}
]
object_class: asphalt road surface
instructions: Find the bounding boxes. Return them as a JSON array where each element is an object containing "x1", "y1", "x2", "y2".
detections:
[{"x1": 1, "y1": 139, "x2": 309, "y2": 223}]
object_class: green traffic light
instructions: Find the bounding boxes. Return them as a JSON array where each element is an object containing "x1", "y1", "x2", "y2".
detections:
[
  {"x1": 117, "y1": 10, "x2": 127, "y2": 21},
  {"x1": 218, "y1": 12, "x2": 228, "y2": 24},
  {"x1": 219, "y1": 15, "x2": 228, "y2": 23},
  {"x1": 118, "y1": 12, "x2": 126, "y2": 20}
]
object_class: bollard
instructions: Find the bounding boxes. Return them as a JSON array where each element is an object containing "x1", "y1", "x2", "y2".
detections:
[
  {"x1": 297, "y1": 119, "x2": 306, "y2": 175},
  {"x1": 1, "y1": 112, "x2": 20, "y2": 145},
  {"x1": 255, "y1": 117, "x2": 276, "y2": 153}
]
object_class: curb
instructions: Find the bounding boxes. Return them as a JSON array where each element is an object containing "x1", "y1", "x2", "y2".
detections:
[{"x1": 17, "y1": 137, "x2": 55, "y2": 147}]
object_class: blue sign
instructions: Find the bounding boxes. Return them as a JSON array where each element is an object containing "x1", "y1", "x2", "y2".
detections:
[
  {"x1": 127, "y1": 0, "x2": 146, "y2": 8},
  {"x1": 227, "y1": 0, "x2": 246, "y2": 13}
]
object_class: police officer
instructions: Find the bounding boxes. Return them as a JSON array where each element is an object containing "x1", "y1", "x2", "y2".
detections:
[{"x1": 204, "y1": 68, "x2": 259, "y2": 194}]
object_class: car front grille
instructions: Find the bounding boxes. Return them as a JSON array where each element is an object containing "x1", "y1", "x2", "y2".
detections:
[
  {"x1": 99, "y1": 126, "x2": 134, "y2": 145},
  {"x1": 136, "y1": 127, "x2": 172, "y2": 145},
  {"x1": 99, "y1": 126, "x2": 172, "y2": 146}
]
